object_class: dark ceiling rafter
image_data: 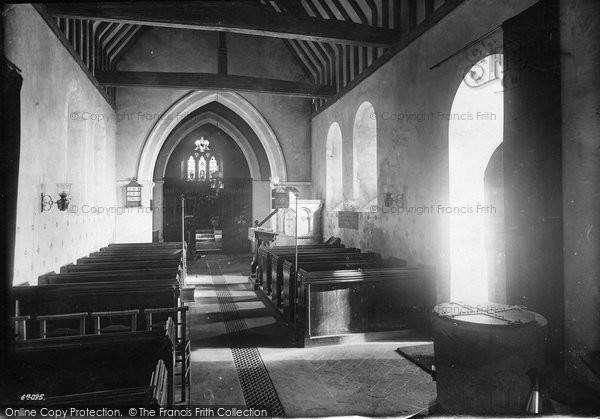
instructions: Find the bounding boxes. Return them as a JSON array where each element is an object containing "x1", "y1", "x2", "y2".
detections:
[
  {"x1": 263, "y1": 0, "x2": 465, "y2": 112},
  {"x1": 35, "y1": 0, "x2": 464, "y2": 111},
  {"x1": 111, "y1": 26, "x2": 146, "y2": 67},
  {"x1": 42, "y1": 1, "x2": 398, "y2": 48},
  {"x1": 95, "y1": 70, "x2": 335, "y2": 99}
]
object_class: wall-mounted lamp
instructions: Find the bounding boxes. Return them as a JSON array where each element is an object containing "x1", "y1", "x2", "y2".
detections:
[
  {"x1": 41, "y1": 183, "x2": 72, "y2": 212},
  {"x1": 383, "y1": 177, "x2": 408, "y2": 209}
]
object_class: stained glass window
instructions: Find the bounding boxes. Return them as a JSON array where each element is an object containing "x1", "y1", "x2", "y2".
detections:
[
  {"x1": 209, "y1": 156, "x2": 218, "y2": 178},
  {"x1": 183, "y1": 137, "x2": 222, "y2": 187},
  {"x1": 199, "y1": 156, "x2": 207, "y2": 181},
  {"x1": 187, "y1": 156, "x2": 195, "y2": 180}
]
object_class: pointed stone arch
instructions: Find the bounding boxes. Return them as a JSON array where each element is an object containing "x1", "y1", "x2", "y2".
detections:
[
  {"x1": 152, "y1": 111, "x2": 262, "y2": 181},
  {"x1": 136, "y1": 90, "x2": 287, "y2": 183}
]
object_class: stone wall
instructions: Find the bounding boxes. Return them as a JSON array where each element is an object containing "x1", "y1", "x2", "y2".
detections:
[
  {"x1": 5, "y1": 4, "x2": 117, "y2": 285},
  {"x1": 311, "y1": 0, "x2": 538, "y2": 302},
  {"x1": 112, "y1": 28, "x2": 313, "y2": 241}
]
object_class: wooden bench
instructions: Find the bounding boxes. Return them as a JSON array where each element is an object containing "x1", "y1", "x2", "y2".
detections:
[
  {"x1": 62, "y1": 259, "x2": 182, "y2": 273},
  {"x1": 8, "y1": 242, "x2": 186, "y2": 407},
  {"x1": 6, "y1": 330, "x2": 175, "y2": 407},
  {"x1": 270, "y1": 251, "x2": 380, "y2": 308},
  {"x1": 281, "y1": 256, "x2": 392, "y2": 320},
  {"x1": 261, "y1": 247, "x2": 360, "y2": 295},
  {"x1": 13, "y1": 280, "x2": 179, "y2": 338},
  {"x1": 256, "y1": 243, "x2": 343, "y2": 286},
  {"x1": 77, "y1": 253, "x2": 181, "y2": 264},
  {"x1": 104, "y1": 242, "x2": 182, "y2": 250},
  {"x1": 294, "y1": 267, "x2": 436, "y2": 347},
  {"x1": 39, "y1": 268, "x2": 179, "y2": 285},
  {"x1": 97, "y1": 247, "x2": 182, "y2": 254}
]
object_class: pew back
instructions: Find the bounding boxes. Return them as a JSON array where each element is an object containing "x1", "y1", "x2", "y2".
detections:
[
  {"x1": 295, "y1": 267, "x2": 436, "y2": 346},
  {"x1": 62, "y1": 260, "x2": 181, "y2": 273},
  {"x1": 270, "y1": 251, "x2": 380, "y2": 307},
  {"x1": 281, "y1": 256, "x2": 386, "y2": 319},
  {"x1": 14, "y1": 280, "x2": 179, "y2": 338},
  {"x1": 263, "y1": 247, "x2": 361, "y2": 293},
  {"x1": 39, "y1": 268, "x2": 178, "y2": 285},
  {"x1": 6, "y1": 331, "x2": 174, "y2": 406},
  {"x1": 256, "y1": 243, "x2": 343, "y2": 284}
]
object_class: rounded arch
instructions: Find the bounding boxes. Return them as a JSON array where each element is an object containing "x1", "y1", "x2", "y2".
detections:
[
  {"x1": 137, "y1": 91, "x2": 286, "y2": 183},
  {"x1": 326, "y1": 122, "x2": 343, "y2": 209},
  {"x1": 352, "y1": 101, "x2": 377, "y2": 209},
  {"x1": 449, "y1": 53, "x2": 504, "y2": 303},
  {"x1": 152, "y1": 111, "x2": 262, "y2": 180}
]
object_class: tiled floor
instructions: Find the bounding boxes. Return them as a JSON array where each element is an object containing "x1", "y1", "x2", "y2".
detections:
[{"x1": 183, "y1": 253, "x2": 436, "y2": 417}]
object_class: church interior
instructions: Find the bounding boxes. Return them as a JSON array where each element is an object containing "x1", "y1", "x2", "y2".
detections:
[{"x1": 1, "y1": 0, "x2": 599, "y2": 416}]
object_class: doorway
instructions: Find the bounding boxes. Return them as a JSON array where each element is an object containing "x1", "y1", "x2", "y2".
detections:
[
  {"x1": 161, "y1": 124, "x2": 252, "y2": 255},
  {"x1": 449, "y1": 53, "x2": 505, "y2": 303},
  {"x1": 162, "y1": 179, "x2": 251, "y2": 255}
]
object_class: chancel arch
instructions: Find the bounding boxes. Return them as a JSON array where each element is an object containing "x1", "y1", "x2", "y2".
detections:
[
  {"x1": 448, "y1": 53, "x2": 505, "y2": 303},
  {"x1": 158, "y1": 122, "x2": 252, "y2": 252},
  {"x1": 352, "y1": 101, "x2": 377, "y2": 210},
  {"x1": 325, "y1": 122, "x2": 343, "y2": 209},
  {"x1": 137, "y1": 90, "x2": 286, "y2": 186}
]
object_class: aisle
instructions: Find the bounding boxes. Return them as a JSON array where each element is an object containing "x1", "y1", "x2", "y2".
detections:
[{"x1": 184, "y1": 254, "x2": 436, "y2": 417}]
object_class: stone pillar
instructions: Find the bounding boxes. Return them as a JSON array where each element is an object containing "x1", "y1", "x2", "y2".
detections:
[{"x1": 560, "y1": 0, "x2": 600, "y2": 387}]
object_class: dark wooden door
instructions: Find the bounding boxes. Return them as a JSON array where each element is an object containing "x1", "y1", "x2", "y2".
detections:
[{"x1": 221, "y1": 178, "x2": 252, "y2": 254}]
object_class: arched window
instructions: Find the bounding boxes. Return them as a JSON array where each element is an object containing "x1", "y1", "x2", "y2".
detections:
[
  {"x1": 181, "y1": 137, "x2": 223, "y2": 188},
  {"x1": 326, "y1": 123, "x2": 343, "y2": 209},
  {"x1": 199, "y1": 156, "x2": 207, "y2": 181},
  {"x1": 209, "y1": 156, "x2": 218, "y2": 178},
  {"x1": 352, "y1": 102, "x2": 377, "y2": 210},
  {"x1": 187, "y1": 156, "x2": 196, "y2": 180},
  {"x1": 449, "y1": 54, "x2": 504, "y2": 303}
]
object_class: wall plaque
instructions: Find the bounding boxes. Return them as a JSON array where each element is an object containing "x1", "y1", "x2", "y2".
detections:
[
  {"x1": 338, "y1": 211, "x2": 358, "y2": 230},
  {"x1": 125, "y1": 179, "x2": 142, "y2": 207}
]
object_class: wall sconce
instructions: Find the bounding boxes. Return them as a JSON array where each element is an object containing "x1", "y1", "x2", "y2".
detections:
[
  {"x1": 342, "y1": 199, "x2": 359, "y2": 211},
  {"x1": 383, "y1": 178, "x2": 408, "y2": 209},
  {"x1": 41, "y1": 183, "x2": 71, "y2": 212}
]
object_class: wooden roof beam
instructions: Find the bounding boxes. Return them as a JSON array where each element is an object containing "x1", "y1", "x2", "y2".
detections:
[
  {"x1": 41, "y1": 1, "x2": 398, "y2": 48},
  {"x1": 95, "y1": 70, "x2": 335, "y2": 99}
]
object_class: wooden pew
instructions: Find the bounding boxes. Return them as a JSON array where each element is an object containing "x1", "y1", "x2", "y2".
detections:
[
  {"x1": 281, "y1": 255, "x2": 394, "y2": 320},
  {"x1": 294, "y1": 267, "x2": 436, "y2": 347},
  {"x1": 88, "y1": 247, "x2": 182, "y2": 255},
  {"x1": 271, "y1": 251, "x2": 381, "y2": 308},
  {"x1": 62, "y1": 260, "x2": 181, "y2": 273},
  {"x1": 261, "y1": 247, "x2": 360, "y2": 295},
  {"x1": 10, "y1": 243, "x2": 186, "y2": 406},
  {"x1": 256, "y1": 243, "x2": 343, "y2": 286},
  {"x1": 104, "y1": 242, "x2": 182, "y2": 250},
  {"x1": 6, "y1": 329, "x2": 175, "y2": 407},
  {"x1": 77, "y1": 252, "x2": 181, "y2": 264},
  {"x1": 39, "y1": 268, "x2": 178, "y2": 285},
  {"x1": 13, "y1": 280, "x2": 179, "y2": 338}
]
